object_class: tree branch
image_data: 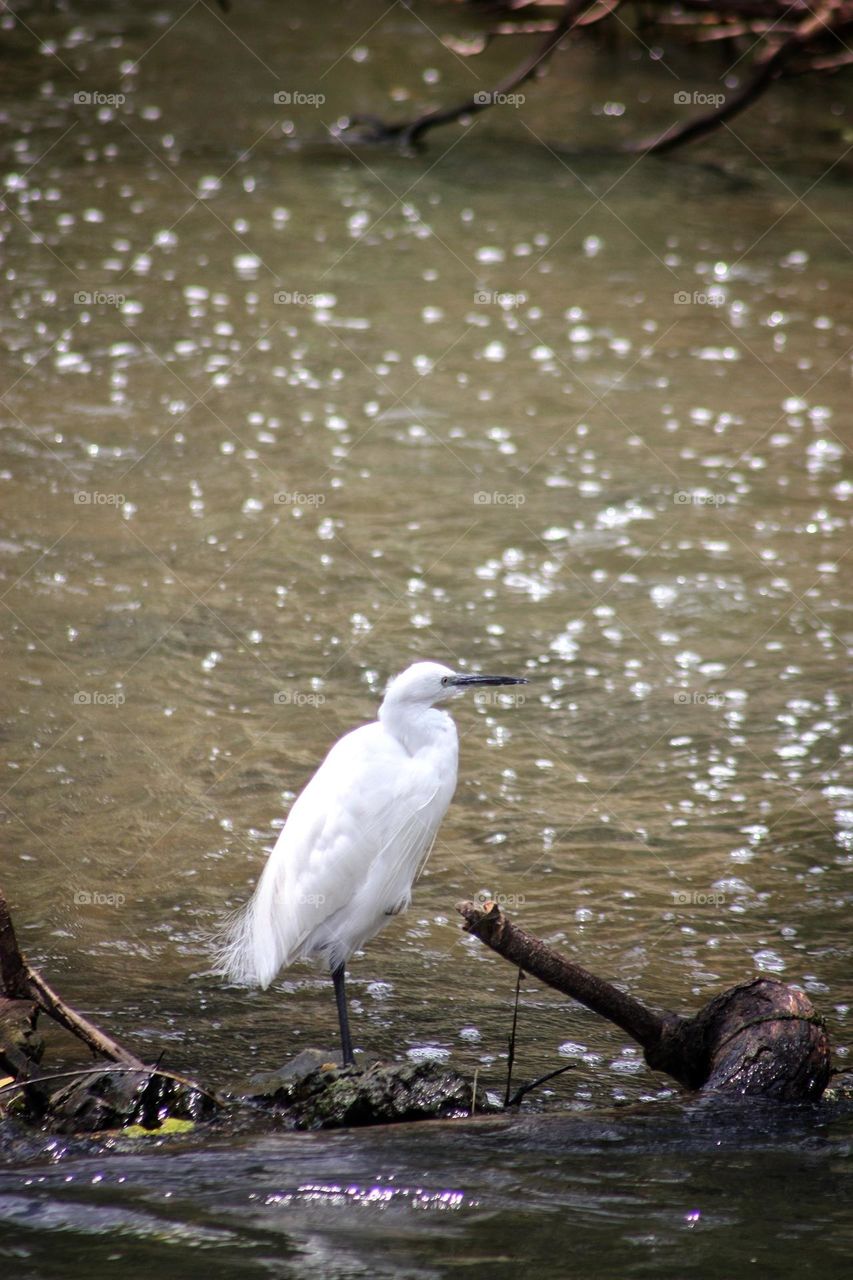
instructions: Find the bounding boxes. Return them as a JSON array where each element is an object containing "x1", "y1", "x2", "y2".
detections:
[
  {"x1": 457, "y1": 900, "x2": 831, "y2": 1099},
  {"x1": 631, "y1": 0, "x2": 841, "y2": 154},
  {"x1": 343, "y1": 0, "x2": 604, "y2": 147},
  {"x1": 0, "y1": 885, "x2": 145, "y2": 1069},
  {"x1": 458, "y1": 899, "x2": 688, "y2": 1072},
  {"x1": 343, "y1": 0, "x2": 852, "y2": 157}
]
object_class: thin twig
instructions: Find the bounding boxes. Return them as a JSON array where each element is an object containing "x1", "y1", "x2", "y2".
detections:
[
  {"x1": 504, "y1": 967, "x2": 524, "y2": 1108},
  {"x1": 506, "y1": 1063, "x2": 576, "y2": 1108},
  {"x1": 0, "y1": 1063, "x2": 225, "y2": 1108},
  {"x1": 0, "y1": 885, "x2": 144, "y2": 1068}
]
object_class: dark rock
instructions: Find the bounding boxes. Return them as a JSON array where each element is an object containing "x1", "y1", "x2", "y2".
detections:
[
  {"x1": 47, "y1": 1068, "x2": 219, "y2": 1134},
  {"x1": 248, "y1": 1047, "x2": 354, "y2": 1092},
  {"x1": 242, "y1": 1049, "x2": 497, "y2": 1129}
]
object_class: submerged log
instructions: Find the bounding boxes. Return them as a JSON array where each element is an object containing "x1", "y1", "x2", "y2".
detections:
[
  {"x1": 0, "y1": 887, "x2": 489, "y2": 1134},
  {"x1": 46, "y1": 1066, "x2": 220, "y2": 1135},
  {"x1": 458, "y1": 900, "x2": 831, "y2": 1101}
]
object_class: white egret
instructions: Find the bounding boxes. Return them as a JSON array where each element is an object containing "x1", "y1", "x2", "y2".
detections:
[{"x1": 217, "y1": 660, "x2": 526, "y2": 1064}]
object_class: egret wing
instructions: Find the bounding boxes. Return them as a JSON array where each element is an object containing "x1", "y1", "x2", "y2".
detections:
[
  {"x1": 219, "y1": 723, "x2": 448, "y2": 984},
  {"x1": 276, "y1": 731, "x2": 446, "y2": 967}
]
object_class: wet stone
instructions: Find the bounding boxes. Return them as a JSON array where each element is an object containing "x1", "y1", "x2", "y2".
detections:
[
  {"x1": 240, "y1": 1048, "x2": 498, "y2": 1129},
  {"x1": 46, "y1": 1069, "x2": 219, "y2": 1135}
]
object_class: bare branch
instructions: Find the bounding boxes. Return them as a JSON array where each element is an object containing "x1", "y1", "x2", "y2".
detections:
[
  {"x1": 632, "y1": 0, "x2": 842, "y2": 154},
  {"x1": 342, "y1": 0, "x2": 853, "y2": 157},
  {"x1": 342, "y1": 0, "x2": 605, "y2": 148},
  {"x1": 0, "y1": 885, "x2": 145, "y2": 1068}
]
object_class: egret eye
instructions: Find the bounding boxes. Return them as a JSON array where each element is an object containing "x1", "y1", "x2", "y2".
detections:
[{"x1": 440, "y1": 676, "x2": 450, "y2": 685}]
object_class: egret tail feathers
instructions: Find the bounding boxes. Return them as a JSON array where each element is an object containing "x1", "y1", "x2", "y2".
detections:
[{"x1": 212, "y1": 889, "x2": 297, "y2": 989}]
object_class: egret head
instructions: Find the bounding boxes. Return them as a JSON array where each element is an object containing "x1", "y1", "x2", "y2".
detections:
[{"x1": 382, "y1": 661, "x2": 527, "y2": 710}]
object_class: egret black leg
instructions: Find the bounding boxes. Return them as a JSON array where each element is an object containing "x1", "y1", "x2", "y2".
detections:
[{"x1": 331, "y1": 962, "x2": 355, "y2": 1066}]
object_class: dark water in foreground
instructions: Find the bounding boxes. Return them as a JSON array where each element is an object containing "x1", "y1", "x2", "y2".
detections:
[
  {"x1": 3, "y1": 1101, "x2": 853, "y2": 1278},
  {"x1": 1, "y1": 0, "x2": 852, "y2": 1274}
]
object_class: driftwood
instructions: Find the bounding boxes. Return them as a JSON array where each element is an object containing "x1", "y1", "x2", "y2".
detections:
[
  {"x1": 340, "y1": 0, "x2": 853, "y2": 156},
  {"x1": 0, "y1": 883, "x2": 834, "y2": 1133},
  {"x1": 458, "y1": 900, "x2": 832, "y2": 1101}
]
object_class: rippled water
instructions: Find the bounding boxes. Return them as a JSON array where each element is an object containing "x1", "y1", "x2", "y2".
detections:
[
  {"x1": 1, "y1": 1, "x2": 851, "y2": 1274},
  {"x1": 3, "y1": 1101, "x2": 853, "y2": 1278}
]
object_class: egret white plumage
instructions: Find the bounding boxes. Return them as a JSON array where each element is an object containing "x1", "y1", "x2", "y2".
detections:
[{"x1": 217, "y1": 660, "x2": 526, "y2": 1064}]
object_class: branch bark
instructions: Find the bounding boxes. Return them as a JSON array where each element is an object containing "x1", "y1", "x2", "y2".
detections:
[
  {"x1": 0, "y1": 885, "x2": 145, "y2": 1069},
  {"x1": 459, "y1": 899, "x2": 682, "y2": 1053}
]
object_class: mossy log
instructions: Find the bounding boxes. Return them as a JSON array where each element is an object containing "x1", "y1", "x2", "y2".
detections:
[{"x1": 0, "y1": 996, "x2": 43, "y2": 1081}]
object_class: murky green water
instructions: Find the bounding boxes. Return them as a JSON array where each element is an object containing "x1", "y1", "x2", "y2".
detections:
[{"x1": 1, "y1": 1, "x2": 852, "y2": 1274}]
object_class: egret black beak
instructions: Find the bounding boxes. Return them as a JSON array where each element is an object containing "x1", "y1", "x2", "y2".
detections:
[{"x1": 450, "y1": 674, "x2": 528, "y2": 687}]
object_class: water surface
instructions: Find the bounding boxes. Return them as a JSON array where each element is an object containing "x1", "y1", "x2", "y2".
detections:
[{"x1": 1, "y1": 2, "x2": 851, "y2": 1275}]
